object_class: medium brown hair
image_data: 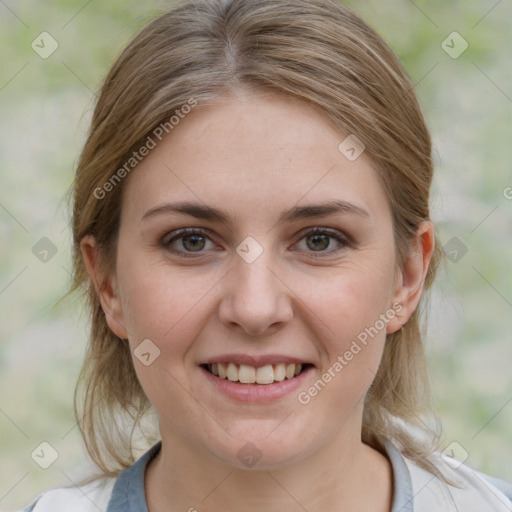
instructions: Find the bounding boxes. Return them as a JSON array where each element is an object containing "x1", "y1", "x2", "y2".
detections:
[{"x1": 71, "y1": 0, "x2": 443, "y2": 480}]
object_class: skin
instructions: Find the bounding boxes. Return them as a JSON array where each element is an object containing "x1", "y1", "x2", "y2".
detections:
[{"x1": 82, "y1": 89, "x2": 434, "y2": 512}]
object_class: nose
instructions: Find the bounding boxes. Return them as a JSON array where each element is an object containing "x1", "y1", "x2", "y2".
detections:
[{"x1": 218, "y1": 248, "x2": 294, "y2": 336}]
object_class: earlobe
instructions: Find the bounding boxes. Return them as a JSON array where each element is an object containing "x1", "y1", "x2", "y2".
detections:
[
  {"x1": 80, "y1": 235, "x2": 128, "y2": 339},
  {"x1": 386, "y1": 221, "x2": 435, "y2": 334}
]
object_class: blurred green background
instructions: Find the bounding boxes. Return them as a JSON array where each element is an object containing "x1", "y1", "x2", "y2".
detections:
[{"x1": 0, "y1": 0, "x2": 511, "y2": 509}]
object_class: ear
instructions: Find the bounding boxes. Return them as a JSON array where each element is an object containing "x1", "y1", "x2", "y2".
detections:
[
  {"x1": 386, "y1": 221, "x2": 435, "y2": 334},
  {"x1": 80, "y1": 235, "x2": 128, "y2": 339}
]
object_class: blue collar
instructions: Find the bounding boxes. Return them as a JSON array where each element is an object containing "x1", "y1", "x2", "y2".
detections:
[
  {"x1": 106, "y1": 441, "x2": 162, "y2": 512},
  {"x1": 106, "y1": 439, "x2": 413, "y2": 511}
]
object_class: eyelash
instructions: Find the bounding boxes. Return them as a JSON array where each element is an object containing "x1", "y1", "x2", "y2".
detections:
[{"x1": 162, "y1": 227, "x2": 351, "y2": 258}]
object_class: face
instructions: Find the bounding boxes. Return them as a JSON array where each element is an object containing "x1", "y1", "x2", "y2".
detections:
[{"x1": 84, "y1": 90, "x2": 429, "y2": 470}]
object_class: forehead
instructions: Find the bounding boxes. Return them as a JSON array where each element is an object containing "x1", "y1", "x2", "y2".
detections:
[{"x1": 121, "y1": 92, "x2": 391, "y2": 225}]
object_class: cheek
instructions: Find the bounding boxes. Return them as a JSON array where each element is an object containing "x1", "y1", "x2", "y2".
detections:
[
  {"x1": 295, "y1": 260, "x2": 396, "y2": 399},
  {"x1": 306, "y1": 261, "x2": 395, "y2": 343},
  {"x1": 116, "y1": 259, "x2": 211, "y2": 407},
  {"x1": 116, "y1": 256, "x2": 223, "y2": 364}
]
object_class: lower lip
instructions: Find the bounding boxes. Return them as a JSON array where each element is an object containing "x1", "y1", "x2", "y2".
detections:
[{"x1": 200, "y1": 365, "x2": 315, "y2": 402}]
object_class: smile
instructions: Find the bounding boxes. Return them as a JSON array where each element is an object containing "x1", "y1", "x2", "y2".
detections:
[{"x1": 203, "y1": 362, "x2": 311, "y2": 385}]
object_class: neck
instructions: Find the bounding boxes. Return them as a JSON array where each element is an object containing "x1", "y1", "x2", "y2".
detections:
[{"x1": 145, "y1": 426, "x2": 393, "y2": 512}]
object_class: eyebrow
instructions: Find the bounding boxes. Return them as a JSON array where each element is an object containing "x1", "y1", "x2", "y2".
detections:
[{"x1": 141, "y1": 199, "x2": 370, "y2": 226}]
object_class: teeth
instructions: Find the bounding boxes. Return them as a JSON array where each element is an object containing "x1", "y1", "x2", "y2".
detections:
[
  {"x1": 273, "y1": 363, "x2": 286, "y2": 381},
  {"x1": 208, "y1": 362, "x2": 306, "y2": 384},
  {"x1": 255, "y1": 365, "x2": 274, "y2": 384},
  {"x1": 227, "y1": 362, "x2": 238, "y2": 382},
  {"x1": 238, "y1": 364, "x2": 256, "y2": 384}
]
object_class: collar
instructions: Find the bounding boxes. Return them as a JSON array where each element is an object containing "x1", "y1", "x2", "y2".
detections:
[
  {"x1": 106, "y1": 441, "x2": 162, "y2": 512},
  {"x1": 106, "y1": 439, "x2": 413, "y2": 512}
]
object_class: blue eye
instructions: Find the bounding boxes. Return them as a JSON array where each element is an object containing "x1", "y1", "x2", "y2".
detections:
[{"x1": 162, "y1": 227, "x2": 349, "y2": 258}]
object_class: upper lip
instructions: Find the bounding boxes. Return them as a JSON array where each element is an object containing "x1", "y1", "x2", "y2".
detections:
[{"x1": 200, "y1": 354, "x2": 314, "y2": 367}]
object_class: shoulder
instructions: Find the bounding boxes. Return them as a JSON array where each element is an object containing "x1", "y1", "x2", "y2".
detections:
[
  {"x1": 403, "y1": 450, "x2": 512, "y2": 511},
  {"x1": 19, "y1": 476, "x2": 116, "y2": 512}
]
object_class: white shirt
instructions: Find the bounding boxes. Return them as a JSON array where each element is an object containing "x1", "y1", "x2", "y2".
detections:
[{"x1": 20, "y1": 440, "x2": 512, "y2": 511}]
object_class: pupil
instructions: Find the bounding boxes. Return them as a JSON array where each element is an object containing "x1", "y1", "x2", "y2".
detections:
[
  {"x1": 308, "y1": 234, "x2": 329, "y2": 251},
  {"x1": 184, "y1": 235, "x2": 205, "y2": 251}
]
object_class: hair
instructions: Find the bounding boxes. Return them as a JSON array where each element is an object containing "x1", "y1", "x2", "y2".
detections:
[{"x1": 70, "y1": 0, "x2": 445, "y2": 482}]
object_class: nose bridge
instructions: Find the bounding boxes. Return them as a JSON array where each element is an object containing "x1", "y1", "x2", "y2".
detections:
[
  {"x1": 233, "y1": 239, "x2": 280, "y2": 303},
  {"x1": 218, "y1": 237, "x2": 293, "y2": 335}
]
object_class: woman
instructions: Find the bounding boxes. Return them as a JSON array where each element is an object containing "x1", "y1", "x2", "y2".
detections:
[{"x1": 20, "y1": 0, "x2": 512, "y2": 510}]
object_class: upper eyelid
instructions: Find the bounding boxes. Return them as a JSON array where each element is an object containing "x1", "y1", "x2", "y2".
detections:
[{"x1": 163, "y1": 227, "x2": 349, "y2": 252}]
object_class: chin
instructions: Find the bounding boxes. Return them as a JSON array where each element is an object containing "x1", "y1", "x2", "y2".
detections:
[{"x1": 208, "y1": 427, "x2": 313, "y2": 471}]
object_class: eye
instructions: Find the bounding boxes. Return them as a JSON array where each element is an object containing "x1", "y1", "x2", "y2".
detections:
[
  {"x1": 162, "y1": 228, "x2": 217, "y2": 257},
  {"x1": 162, "y1": 227, "x2": 350, "y2": 258},
  {"x1": 294, "y1": 228, "x2": 350, "y2": 256}
]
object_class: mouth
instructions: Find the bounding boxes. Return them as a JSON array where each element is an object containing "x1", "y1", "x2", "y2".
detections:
[{"x1": 201, "y1": 362, "x2": 314, "y2": 385}]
